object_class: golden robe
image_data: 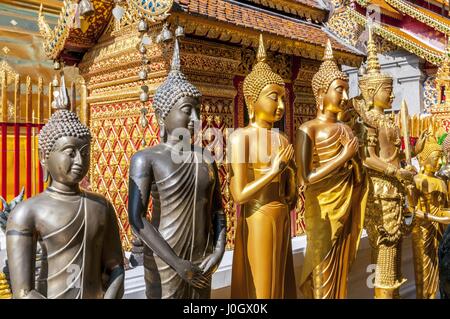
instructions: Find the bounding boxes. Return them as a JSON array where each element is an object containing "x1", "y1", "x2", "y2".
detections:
[
  {"x1": 299, "y1": 127, "x2": 368, "y2": 299},
  {"x1": 412, "y1": 174, "x2": 447, "y2": 299},
  {"x1": 231, "y1": 170, "x2": 297, "y2": 299}
]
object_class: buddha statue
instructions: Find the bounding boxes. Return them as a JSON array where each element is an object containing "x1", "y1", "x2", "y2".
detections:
[
  {"x1": 229, "y1": 34, "x2": 297, "y2": 299},
  {"x1": 127, "y1": 37, "x2": 226, "y2": 299},
  {"x1": 412, "y1": 133, "x2": 450, "y2": 298},
  {"x1": 296, "y1": 39, "x2": 368, "y2": 299},
  {"x1": 352, "y1": 28, "x2": 417, "y2": 299},
  {"x1": 6, "y1": 75, "x2": 124, "y2": 298}
]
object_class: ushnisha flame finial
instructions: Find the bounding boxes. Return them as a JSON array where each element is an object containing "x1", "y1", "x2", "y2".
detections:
[
  {"x1": 52, "y1": 72, "x2": 71, "y2": 110},
  {"x1": 256, "y1": 34, "x2": 267, "y2": 63},
  {"x1": 323, "y1": 39, "x2": 334, "y2": 61},
  {"x1": 170, "y1": 37, "x2": 181, "y2": 73}
]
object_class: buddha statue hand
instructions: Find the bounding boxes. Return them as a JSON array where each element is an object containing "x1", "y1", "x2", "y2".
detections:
[
  {"x1": 176, "y1": 259, "x2": 210, "y2": 289},
  {"x1": 340, "y1": 136, "x2": 359, "y2": 163},
  {"x1": 395, "y1": 167, "x2": 415, "y2": 185},
  {"x1": 199, "y1": 250, "x2": 222, "y2": 278},
  {"x1": 270, "y1": 145, "x2": 294, "y2": 176}
]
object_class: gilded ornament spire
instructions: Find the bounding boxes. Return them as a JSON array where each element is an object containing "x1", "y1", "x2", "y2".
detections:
[
  {"x1": 323, "y1": 39, "x2": 334, "y2": 61},
  {"x1": 366, "y1": 25, "x2": 381, "y2": 75},
  {"x1": 256, "y1": 34, "x2": 267, "y2": 63}
]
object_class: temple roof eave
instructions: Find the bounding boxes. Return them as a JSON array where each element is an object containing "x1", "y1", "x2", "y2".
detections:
[
  {"x1": 384, "y1": 0, "x2": 450, "y2": 36},
  {"x1": 348, "y1": 7, "x2": 444, "y2": 66}
]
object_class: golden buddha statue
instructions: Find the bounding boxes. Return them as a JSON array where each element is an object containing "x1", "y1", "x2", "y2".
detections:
[
  {"x1": 412, "y1": 133, "x2": 450, "y2": 298},
  {"x1": 352, "y1": 28, "x2": 417, "y2": 299},
  {"x1": 229, "y1": 34, "x2": 297, "y2": 299},
  {"x1": 296, "y1": 39, "x2": 368, "y2": 299}
]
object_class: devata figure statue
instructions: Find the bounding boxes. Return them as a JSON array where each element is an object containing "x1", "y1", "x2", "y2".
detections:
[
  {"x1": 6, "y1": 76, "x2": 124, "y2": 298},
  {"x1": 296, "y1": 39, "x2": 368, "y2": 299},
  {"x1": 229, "y1": 34, "x2": 297, "y2": 299},
  {"x1": 127, "y1": 37, "x2": 226, "y2": 299},
  {"x1": 412, "y1": 133, "x2": 450, "y2": 298},
  {"x1": 352, "y1": 28, "x2": 417, "y2": 299}
]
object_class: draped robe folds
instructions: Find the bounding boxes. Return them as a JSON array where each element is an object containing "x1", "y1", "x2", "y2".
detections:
[
  {"x1": 299, "y1": 126, "x2": 368, "y2": 299},
  {"x1": 37, "y1": 195, "x2": 86, "y2": 299},
  {"x1": 412, "y1": 174, "x2": 448, "y2": 299},
  {"x1": 144, "y1": 151, "x2": 215, "y2": 299}
]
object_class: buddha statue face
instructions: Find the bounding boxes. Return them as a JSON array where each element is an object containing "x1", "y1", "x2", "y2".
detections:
[
  {"x1": 163, "y1": 96, "x2": 200, "y2": 137},
  {"x1": 423, "y1": 150, "x2": 443, "y2": 174},
  {"x1": 320, "y1": 78, "x2": 349, "y2": 114},
  {"x1": 41, "y1": 136, "x2": 90, "y2": 186},
  {"x1": 249, "y1": 83, "x2": 285, "y2": 124},
  {"x1": 373, "y1": 82, "x2": 394, "y2": 110}
]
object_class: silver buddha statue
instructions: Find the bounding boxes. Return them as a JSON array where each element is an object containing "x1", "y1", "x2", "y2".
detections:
[{"x1": 6, "y1": 75, "x2": 124, "y2": 299}]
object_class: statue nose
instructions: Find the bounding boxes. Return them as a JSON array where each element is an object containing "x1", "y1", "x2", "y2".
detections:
[{"x1": 342, "y1": 89, "x2": 349, "y2": 101}]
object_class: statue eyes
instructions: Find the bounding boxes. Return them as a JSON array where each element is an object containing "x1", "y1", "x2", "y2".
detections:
[
  {"x1": 181, "y1": 106, "x2": 191, "y2": 115},
  {"x1": 63, "y1": 148, "x2": 76, "y2": 157},
  {"x1": 268, "y1": 93, "x2": 278, "y2": 101}
]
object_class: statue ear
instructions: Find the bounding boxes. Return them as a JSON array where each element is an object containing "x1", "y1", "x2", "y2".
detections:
[
  {"x1": 246, "y1": 96, "x2": 255, "y2": 121},
  {"x1": 317, "y1": 88, "x2": 325, "y2": 111},
  {"x1": 38, "y1": 149, "x2": 50, "y2": 183},
  {"x1": 156, "y1": 112, "x2": 166, "y2": 140}
]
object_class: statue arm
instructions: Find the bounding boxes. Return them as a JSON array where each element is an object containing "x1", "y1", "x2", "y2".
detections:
[
  {"x1": 414, "y1": 209, "x2": 450, "y2": 225},
  {"x1": 199, "y1": 161, "x2": 227, "y2": 276},
  {"x1": 229, "y1": 134, "x2": 282, "y2": 204},
  {"x1": 285, "y1": 159, "x2": 298, "y2": 210},
  {"x1": 211, "y1": 162, "x2": 226, "y2": 254},
  {"x1": 102, "y1": 201, "x2": 125, "y2": 299},
  {"x1": 5, "y1": 206, "x2": 45, "y2": 299},
  {"x1": 128, "y1": 153, "x2": 185, "y2": 274},
  {"x1": 295, "y1": 127, "x2": 347, "y2": 185},
  {"x1": 362, "y1": 128, "x2": 392, "y2": 174}
]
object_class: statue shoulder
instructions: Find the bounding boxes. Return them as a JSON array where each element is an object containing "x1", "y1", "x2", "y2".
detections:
[
  {"x1": 298, "y1": 120, "x2": 316, "y2": 140},
  {"x1": 6, "y1": 195, "x2": 43, "y2": 229},
  {"x1": 130, "y1": 146, "x2": 162, "y2": 170},
  {"x1": 83, "y1": 191, "x2": 112, "y2": 210}
]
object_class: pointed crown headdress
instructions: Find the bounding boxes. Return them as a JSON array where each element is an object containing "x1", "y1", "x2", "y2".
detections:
[
  {"x1": 311, "y1": 39, "x2": 348, "y2": 105},
  {"x1": 358, "y1": 25, "x2": 392, "y2": 90},
  {"x1": 418, "y1": 132, "x2": 443, "y2": 165},
  {"x1": 153, "y1": 37, "x2": 201, "y2": 120},
  {"x1": 243, "y1": 34, "x2": 285, "y2": 106}
]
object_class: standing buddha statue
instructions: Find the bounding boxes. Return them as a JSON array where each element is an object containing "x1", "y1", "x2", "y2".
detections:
[
  {"x1": 128, "y1": 37, "x2": 226, "y2": 299},
  {"x1": 352, "y1": 27, "x2": 416, "y2": 299},
  {"x1": 296, "y1": 39, "x2": 368, "y2": 299},
  {"x1": 6, "y1": 75, "x2": 124, "y2": 298},
  {"x1": 412, "y1": 134, "x2": 450, "y2": 298},
  {"x1": 229, "y1": 34, "x2": 297, "y2": 299}
]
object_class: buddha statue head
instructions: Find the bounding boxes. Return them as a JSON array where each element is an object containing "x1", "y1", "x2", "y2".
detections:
[
  {"x1": 358, "y1": 26, "x2": 394, "y2": 110},
  {"x1": 243, "y1": 34, "x2": 285, "y2": 125},
  {"x1": 153, "y1": 37, "x2": 202, "y2": 141},
  {"x1": 312, "y1": 39, "x2": 349, "y2": 115},
  {"x1": 418, "y1": 134, "x2": 444, "y2": 175},
  {"x1": 38, "y1": 75, "x2": 91, "y2": 188}
]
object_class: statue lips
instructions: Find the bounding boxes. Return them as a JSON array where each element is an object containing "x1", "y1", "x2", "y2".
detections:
[{"x1": 70, "y1": 165, "x2": 83, "y2": 177}]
